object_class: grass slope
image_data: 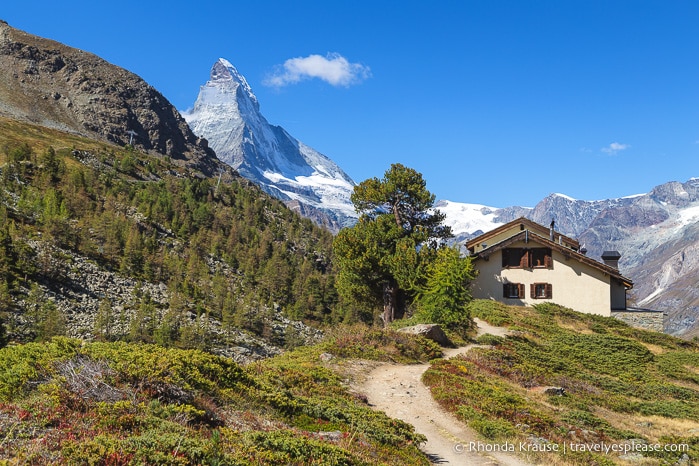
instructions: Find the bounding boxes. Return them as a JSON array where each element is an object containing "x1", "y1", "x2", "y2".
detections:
[
  {"x1": 0, "y1": 328, "x2": 441, "y2": 465},
  {"x1": 424, "y1": 300, "x2": 699, "y2": 465}
]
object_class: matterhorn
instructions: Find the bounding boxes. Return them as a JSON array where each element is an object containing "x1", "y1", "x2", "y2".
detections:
[{"x1": 183, "y1": 58, "x2": 357, "y2": 231}]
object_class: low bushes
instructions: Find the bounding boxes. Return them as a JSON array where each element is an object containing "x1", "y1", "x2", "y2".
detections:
[
  {"x1": 0, "y1": 334, "x2": 431, "y2": 465},
  {"x1": 423, "y1": 300, "x2": 699, "y2": 464}
]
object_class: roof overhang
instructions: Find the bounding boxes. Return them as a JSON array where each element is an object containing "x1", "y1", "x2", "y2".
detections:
[{"x1": 472, "y1": 230, "x2": 633, "y2": 289}]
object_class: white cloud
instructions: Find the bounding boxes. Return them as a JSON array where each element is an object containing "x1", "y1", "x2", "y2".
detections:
[
  {"x1": 264, "y1": 53, "x2": 371, "y2": 88},
  {"x1": 601, "y1": 142, "x2": 631, "y2": 155}
]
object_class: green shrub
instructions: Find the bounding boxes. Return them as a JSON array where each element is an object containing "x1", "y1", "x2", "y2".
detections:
[
  {"x1": 466, "y1": 300, "x2": 513, "y2": 326},
  {"x1": 242, "y1": 430, "x2": 358, "y2": 465},
  {"x1": 470, "y1": 418, "x2": 515, "y2": 440},
  {"x1": 561, "y1": 410, "x2": 638, "y2": 439},
  {"x1": 322, "y1": 325, "x2": 442, "y2": 363},
  {"x1": 0, "y1": 337, "x2": 82, "y2": 400},
  {"x1": 547, "y1": 333, "x2": 653, "y2": 379},
  {"x1": 631, "y1": 400, "x2": 699, "y2": 419},
  {"x1": 475, "y1": 333, "x2": 505, "y2": 346}
]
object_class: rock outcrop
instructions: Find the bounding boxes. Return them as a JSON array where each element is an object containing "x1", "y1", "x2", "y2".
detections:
[
  {"x1": 398, "y1": 324, "x2": 451, "y2": 346},
  {"x1": 0, "y1": 20, "x2": 224, "y2": 177}
]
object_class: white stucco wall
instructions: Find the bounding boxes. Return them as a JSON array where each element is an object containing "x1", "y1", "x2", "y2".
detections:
[{"x1": 471, "y1": 242, "x2": 613, "y2": 316}]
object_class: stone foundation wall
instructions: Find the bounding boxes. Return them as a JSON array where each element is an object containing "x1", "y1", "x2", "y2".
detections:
[{"x1": 611, "y1": 310, "x2": 665, "y2": 332}]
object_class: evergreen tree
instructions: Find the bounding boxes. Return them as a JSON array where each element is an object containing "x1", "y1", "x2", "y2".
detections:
[
  {"x1": 154, "y1": 308, "x2": 181, "y2": 347},
  {"x1": 127, "y1": 287, "x2": 156, "y2": 343},
  {"x1": 416, "y1": 246, "x2": 476, "y2": 331},
  {"x1": 0, "y1": 314, "x2": 7, "y2": 348},
  {"x1": 0, "y1": 281, "x2": 11, "y2": 334},
  {"x1": 333, "y1": 164, "x2": 452, "y2": 325},
  {"x1": 40, "y1": 146, "x2": 64, "y2": 185},
  {"x1": 0, "y1": 209, "x2": 16, "y2": 288},
  {"x1": 35, "y1": 301, "x2": 66, "y2": 341},
  {"x1": 94, "y1": 298, "x2": 115, "y2": 341}
]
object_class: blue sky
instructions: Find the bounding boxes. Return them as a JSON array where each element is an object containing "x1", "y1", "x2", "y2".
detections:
[{"x1": 4, "y1": 1, "x2": 698, "y2": 207}]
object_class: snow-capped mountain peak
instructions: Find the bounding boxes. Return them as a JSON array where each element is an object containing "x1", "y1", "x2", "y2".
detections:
[
  {"x1": 208, "y1": 58, "x2": 258, "y2": 110},
  {"x1": 183, "y1": 59, "x2": 357, "y2": 231}
]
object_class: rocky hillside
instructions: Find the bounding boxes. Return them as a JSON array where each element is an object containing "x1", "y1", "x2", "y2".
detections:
[{"x1": 0, "y1": 20, "x2": 222, "y2": 177}]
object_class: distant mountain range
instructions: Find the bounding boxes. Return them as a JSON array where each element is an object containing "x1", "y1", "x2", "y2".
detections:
[{"x1": 182, "y1": 59, "x2": 357, "y2": 232}]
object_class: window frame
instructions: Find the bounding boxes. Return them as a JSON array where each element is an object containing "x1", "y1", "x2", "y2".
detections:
[
  {"x1": 531, "y1": 283, "x2": 552, "y2": 299},
  {"x1": 503, "y1": 283, "x2": 525, "y2": 299},
  {"x1": 502, "y1": 248, "x2": 528, "y2": 268}
]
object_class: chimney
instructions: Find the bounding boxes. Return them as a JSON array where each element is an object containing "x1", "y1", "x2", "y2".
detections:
[
  {"x1": 601, "y1": 251, "x2": 621, "y2": 269},
  {"x1": 549, "y1": 219, "x2": 555, "y2": 241}
]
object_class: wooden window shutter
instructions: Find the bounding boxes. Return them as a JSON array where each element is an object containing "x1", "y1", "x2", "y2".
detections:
[
  {"x1": 520, "y1": 249, "x2": 529, "y2": 268},
  {"x1": 530, "y1": 283, "x2": 535, "y2": 298},
  {"x1": 518, "y1": 283, "x2": 524, "y2": 298},
  {"x1": 546, "y1": 283, "x2": 552, "y2": 299}
]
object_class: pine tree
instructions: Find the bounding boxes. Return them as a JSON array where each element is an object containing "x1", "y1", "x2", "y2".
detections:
[
  {"x1": 333, "y1": 164, "x2": 452, "y2": 325},
  {"x1": 0, "y1": 314, "x2": 7, "y2": 348}
]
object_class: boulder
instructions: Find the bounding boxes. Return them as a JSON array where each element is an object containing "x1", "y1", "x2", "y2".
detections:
[
  {"x1": 398, "y1": 324, "x2": 451, "y2": 346},
  {"x1": 543, "y1": 387, "x2": 566, "y2": 396}
]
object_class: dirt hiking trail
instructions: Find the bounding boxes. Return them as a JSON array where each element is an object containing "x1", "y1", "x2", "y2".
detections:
[{"x1": 358, "y1": 319, "x2": 532, "y2": 465}]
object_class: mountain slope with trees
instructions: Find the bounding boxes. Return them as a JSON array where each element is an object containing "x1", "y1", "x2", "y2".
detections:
[{"x1": 0, "y1": 116, "x2": 338, "y2": 358}]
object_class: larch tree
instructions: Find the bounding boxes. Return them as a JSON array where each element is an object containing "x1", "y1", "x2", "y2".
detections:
[{"x1": 333, "y1": 163, "x2": 452, "y2": 325}]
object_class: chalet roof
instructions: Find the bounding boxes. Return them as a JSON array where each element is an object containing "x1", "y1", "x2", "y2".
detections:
[
  {"x1": 471, "y1": 229, "x2": 633, "y2": 289},
  {"x1": 465, "y1": 217, "x2": 579, "y2": 252}
]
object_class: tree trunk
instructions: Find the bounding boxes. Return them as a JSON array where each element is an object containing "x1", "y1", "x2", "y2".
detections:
[
  {"x1": 383, "y1": 280, "x2": 399, "y2": 326},
  {"x1": 392, "y1": 203, "x2": 402, "y2": 228}
]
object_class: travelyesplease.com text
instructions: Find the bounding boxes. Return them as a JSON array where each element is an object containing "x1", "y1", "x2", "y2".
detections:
[{"x1": 455, "y1": 441, "x2": 689, "y2": 456}]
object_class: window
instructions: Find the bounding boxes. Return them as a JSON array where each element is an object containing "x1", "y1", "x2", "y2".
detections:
[
  {"x1": 502, "y1": 248, "x2": 552, "y2": 269},
  {"x1": 502, "y1": 248, "x2": 528, "y2": 268},
  {"x1": 530, "y1": 248, "x2": 552, "y2": 268},
  {"x1": 503, "y1": 283, "x2": 524, "y2": 299},
  {"x1": 531, "y1": 283, "x2": 552, "y2": 299}
]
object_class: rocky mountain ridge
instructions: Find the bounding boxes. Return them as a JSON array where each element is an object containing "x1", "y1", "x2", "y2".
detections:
[{"x1": 0, "y1": 20, "x2": 225, "y2": 177}]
